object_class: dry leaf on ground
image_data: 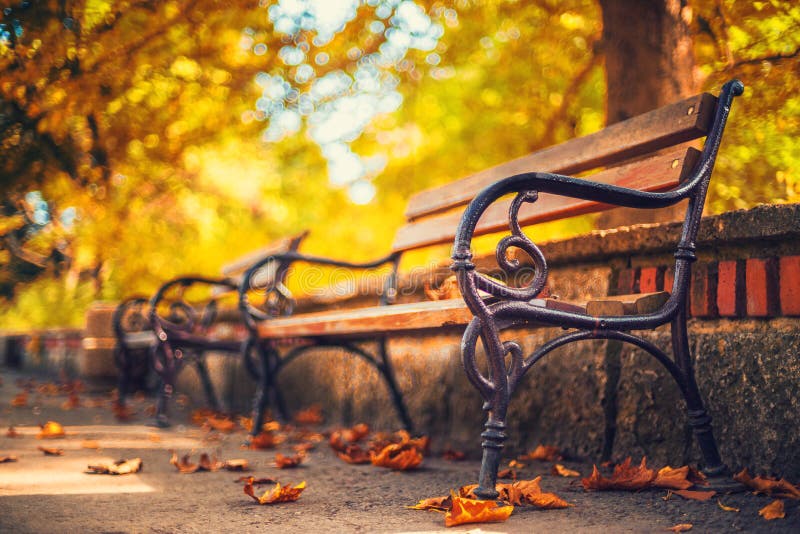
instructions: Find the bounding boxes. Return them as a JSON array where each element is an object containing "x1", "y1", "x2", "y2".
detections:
[
  {"x1": 653, "y1": 466, "x2": 693, "y2": 490},
  {"x1": 81, "y1": 440, "x2": 101, "y2": 450},
  {"x1": 170, "y1": 452, "x2": 224, "y2": 473},
  {"x1": 112, "y1": 402, "x2": 135, "y2": 421},
  {"x1": 87, "y1": 458, "x2": 142, "y2": 475},
  {"x1": 247, "y1": 431, "x2": 282, "y2": 450},
  {"x1": 236, "y1": 475, "x2": 276, "y2": 484},
  {"x1": 552, "y1": 464, "x2": 580, "y2": 477},
  {"x1": 36, "y1": 421, "x2": 65, "y2": 439},
  {"x1": 224, "y1": 459, "x2": 249, "y2": 471},
  {"x1": 11, "y1": 391, "x2": 28, "y2": 407},
  {"x1": 244, "y1": 481, "x2": 306, "y2": 504},
  {"x1": 6, "y1": 426, "x2": 20, "y2": 438},
  {"x1": 274, "y1": 452, "x2": 305, "y2": 469},
  {"x1": 371, "y1": 442, "x2": 423, "y2": 471},
  {"x1": 497, "y1": 468, "x2": 517, "y2": 480},
  {"x1": 666, "y1": 523, "x2": 692, "y2": 532},
  {"x1": 407, "y1": 496, "x2": 452, "y2": 511},
  {"x1": 519, "y1": 444, "x2": 561, "y2": 462},
  {"x1": 734, "y1": 468, "x2": 800, "y2": 499},
  {"x1": 292, "y1": 442, "x2": 316, "y2": 454},
  {"x1": 507, "y1": 477, "x2": 570, "y2": 509},
  {"x1": 717, "y1": 500, "x2": 740, "y2": 512},
  {"x1": 37, "y1": 446, "x2": 64, "y2": 456},
  {"x1": 582, "y1": 457, "x2": 656, "y2": 491},
  {"x1": 202, "y1": 416, "x2": 238, "y2": 434},
  {"x1": 758, "y1": 499, "x2": 785, "y2": 520},
  {"x1": 0, "y1": 455, "x2": 19, "y2": 463},
  {"x1": 444, "y1": 494, "x2": 513, "y2": 527},
  {"x1": 293, "y1": 405, "x2": 324, "y2": 425}
]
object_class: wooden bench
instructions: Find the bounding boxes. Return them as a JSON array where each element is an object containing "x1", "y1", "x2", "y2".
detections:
[
  {"x1": 238, "y1": 80, "x2": 743, "y2": 494},
  {"x1": 112, "y1": 231, "x2": 307, "y2": 426}
]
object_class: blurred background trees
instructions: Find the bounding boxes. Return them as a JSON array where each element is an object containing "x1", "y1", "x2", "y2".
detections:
[{"x1": 1, "y1": 0, "x2": 798, "y2": 327}]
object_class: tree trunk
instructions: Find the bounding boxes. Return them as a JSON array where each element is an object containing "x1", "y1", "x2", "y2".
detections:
[{"x1": 597, "y1": 0, "x2": 696, "y2": 228}]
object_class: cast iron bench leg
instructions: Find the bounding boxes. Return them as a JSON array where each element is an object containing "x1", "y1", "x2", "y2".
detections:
[
  {"x1": 193, "y1": 353, "x2": 220, "y2": 412},
  {"x1": 249, "y1": 344, "x2": 287, "y2": 436},
  {"x1": 153, "y1": 343, "x2": 175, "y2": 428}
]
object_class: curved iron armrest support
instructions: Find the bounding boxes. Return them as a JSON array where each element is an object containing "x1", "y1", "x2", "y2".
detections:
[
  {"x1": 112, "y1": 296, "x2": 151, "y2": 341},
  {"x1": 452, "y1": 79, "x2": 744, "y2": 331},
  {"x1": 149, "y1": 276, "x2": 240, "y2": 338},
  {"x1": 238, "y1": 250, "x2": 402, "y2": 330}
]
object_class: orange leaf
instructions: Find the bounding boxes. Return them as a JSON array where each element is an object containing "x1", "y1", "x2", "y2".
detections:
[
  {"x1": 673, "y1": 489, "x2": 716, "y2": 501},
  {"x1": 86, "y1": 458, "x2": 142, "y2": 475},
  {"x1": 734, "y1": 468, "x2": 800, "y2": 499},
  {"x1": 581, "y1": 457, "x2": 656, "y2": 491},
  {"x1": 293, "y1": 404, "x2": 324, "y2": 425},
  {"x1": 408, "y1": 495, "x2": 451, "y2": 511},
  {"x1": 653, "y1": 466, "x2": 693, "y2": 490},
  {"x1": 519, "y1": 444, "x2": 561, "y2": 462},
  {"x1": 37, "y1": 445, "x2": 64, "y2": 456},
  {"x1": 666, "y1": 523, "x2": 692, "y2": 532},
  {"x1": 81, "y1": 440, "x2": 101, "y2": 450},
  {"x1": 552, "y1": 464, "x2": 580, "y2": 477},
  {"x1": 224, "y1": 459, "x2": 249, "y2": 471},
  {"x1": 60, "y1": 392, "x2": 81, "y2": 410},
  {"x1": 274, "y1": 452, "x2": 305, "y2": 469},
  {"x1": 336, "y1": 445, "x2": 371, "y2": 464},
  {"x1": 11, "y1": 391, "x2": 28, "y2": 407},
  {"x1": 1, "y1": 455, "x2": 19, "y2": 463},
  {"x1": 244, "y1": 481, "x2": 306, "y2": 504},
  {"x1": 236, "y1": 475, "x2": 276, "y2": 484},
  {"x1": 717, "y1": 499, "x2": 739, "y2": 512},
  {"x1": 292, "y1": 442, "x2": 316, "y2": 454},
  {"x1": 170, "y1": 451, "x2": 223, "y2": 473},
  {"x1": 497, "y1": 468, "x2": 517, "y2": 480},
  {"x1": 6, "y1": 426, "x2": 20, "y2": 438},
  {"x1": 444, "y1": 494, "x2": 513, "y2": 527},
  {"x1": 36, "y1": 421, "x2": 65, "y2": 439},
  {"x1": 758, "y1": 499, "x2": 785, "y2": 520},
  {"x1": 442, "y1": 449, "x2": 466, "y2": 461},
  {"x1": 203, "y1": 416, "x2": 238, "y2": 434},
  {"x1": 370, "y1": 443, "x2": 423, "y2": 471},
  {"x1": 247, "y1": 432, "x2": 282, "y2": 450},
  {"x1": 509, "y1": 477, "x2": 570, "y2": 509}
]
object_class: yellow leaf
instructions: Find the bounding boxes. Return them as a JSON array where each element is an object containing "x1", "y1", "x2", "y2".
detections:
[
  {"x1": 758, "y1": 499, "x2": 785, "y2": 520},
  {"x1": 444, "y1": 494, "x2": 513, "y2": 527},
  {"x1": 666, "y1": 524, "x2": 692, "y2": 532},
  {"x1": 244, "y1": 481, "x2": 306, "y2": 504},
  {"x1": 552, "y1": 464, "x2": 580, "y2": 477},
  {"x1": 717, "y1": 499, "x2": 739, "y2": 512}
]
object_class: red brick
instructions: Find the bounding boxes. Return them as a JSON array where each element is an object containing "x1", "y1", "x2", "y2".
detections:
[
  {"x1": 690, "y1": 262, "x2": 718, "y2": 318},
  {"x1": 779, "y1": 255, "x2": 800, "y2": 316},
  {"x1": 639, "y1": 267, "x2": 660, "y2": 293},
  {"x1": 745, "y1": 258, "x2": 779, "y2": 317},
  {"x1": 717, "y1": 260, "x2": 744, "y2": 317}
]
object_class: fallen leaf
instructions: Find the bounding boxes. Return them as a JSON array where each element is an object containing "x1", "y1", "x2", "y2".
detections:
[
  {"x1": 6, "y1": 426, "x2": 20, "y2": 438},
  {"x1": 247, "y1": 431, "x2": 282, "y2": 450},
  {"x1": 274, "y1": 452, "x2": 305, "y2": 469},
  {"x1": 170, "y1": 451, "x2": 223, "y2": 473},
  {"x1": 519, "y1": 444, "x2": 561, "y2": 462},
  {"x1": 36, "y1": 421, "x2": 66, "y2": 439},
  {"x1": 370, "y1": 442, "x2": 423, "y2": 471},
  {"x1": 293, "y1": 405, "x2": 324, "y2": 425},
  {"x1": 336, "y1": 445, "x2": 371, "y2": 464},
  {"x1": 509, "y1": 477, "x2": 570, "y2": 509},
  {"x1": 87, "y1": 458, "x2": 143, "y2": 475},
  {"x1": 244, "y1": 481, "x2": 306, "y2": 504},
  {"x1": 341, "y1": 423, "x2": 370, "y2": 443},
  {"x1": 0, "y1": 455, "x2": 19, "y2": 463},
  {"x1": 734, "y1": 468, "x2": 800, "y2": 499},
  {"x1": 442, "y1": 449, "x2": 466, "y2": 461},
  {"x1": 112, "y1": 402, "x2": 135, "y2": 421},
  {"x1": 292, "y1": 442, "x2": 316, "y2": 453},
  {"x1": 444, "y1": 493, "x2": 513, "y2": 527},
  {"x1": 37, "y1": 446, "x2": 64, "y2": 456},
  {"x1": 666, "y1": 523, "x2": 692, "y2": 532},
  {"x1": 673, "y1": 489, "x2": 716, "y2": 501},
  {"x1": 758, "y1": 499, "x2": 785, "y2": 520},
  {"x1": 653, "y1": 466, "x2": 693, "y2": 490},
  {"x1": 552, "y1": 464, "x2": 580, "y2": 477},
  {"x1": 407, "y1": 495, "x2": 452, "y2": 511},
  {"x1": 508, "y1": 459, "x2": 526, "y2": 469},
  {"x1": 717, "y1": 499, "x2": 739, "y2": 512},
  {"x1": 81, "y1": 440, "x2": 101, "y2": 450},
  {"x1": 202, "y1": 415, "x2": 238, "y2": 434},
  {"x1": 11, "y1": 391, "x2": 28, "y2": 407},
  {"x1": 582, "y1": 457, "x2": 656, "y2": 491},
  {"x1": 224, "y1": 459, "x2": 249, "y2": 471},
  {"x1": 687, "y1": 466, "x2": 708, "y2": 486}
]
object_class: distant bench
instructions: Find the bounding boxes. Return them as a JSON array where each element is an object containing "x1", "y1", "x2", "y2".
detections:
[
  {"x1": 111, "y1": 231, "x2": 307, "y2": 425},
  {"x1": 238, "y1": 81, "x2": 743, "y2": 494}
]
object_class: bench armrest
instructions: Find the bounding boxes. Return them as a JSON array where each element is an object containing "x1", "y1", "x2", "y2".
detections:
[
  {"x1": 238, "y1": 251, "x2": 402, "y2": 326},
  {"x1": 149, "y1": 276, "x2": 239, "y2": 334}
]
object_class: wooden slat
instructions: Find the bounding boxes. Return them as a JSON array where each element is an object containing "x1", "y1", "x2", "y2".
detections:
[
  {"x1": 392, "y1": 146, "x2": 700, "y2": 252},
  {"x1": 405, "y1": 92, "x2": 717, "y2": 221},
  {"x1": 585, "y1": 291, "x2": 670, "y2": 317}
]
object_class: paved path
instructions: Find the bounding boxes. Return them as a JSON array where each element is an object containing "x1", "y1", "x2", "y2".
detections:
[{"x1": 0, "y1": 367, "x2": 797, "y2": 533}]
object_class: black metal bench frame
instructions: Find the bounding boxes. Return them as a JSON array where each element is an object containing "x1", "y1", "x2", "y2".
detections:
[{"x1": 451, "y1": 79, "x2": 744, "y2": 499}]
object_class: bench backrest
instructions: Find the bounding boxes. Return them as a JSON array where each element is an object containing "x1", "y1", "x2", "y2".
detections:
[{"x1": 391, "y1": 92, "x2": 719, "y2": 253}]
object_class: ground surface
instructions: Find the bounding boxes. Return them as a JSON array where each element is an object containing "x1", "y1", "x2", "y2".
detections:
[{"x1": 0, "y1": 366, "x2": 797, "y2": 533}]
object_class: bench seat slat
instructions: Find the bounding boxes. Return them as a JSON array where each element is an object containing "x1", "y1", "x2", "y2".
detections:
[
  {"x1": 405, "y1": 93, "x2": 716, "y2": 221},
  {"x1": 257, "y1": 292, "x2": 670, "y2": 339},
  {"x1": 392, "y1": 146, "x2": 699, "y2": 252}
]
